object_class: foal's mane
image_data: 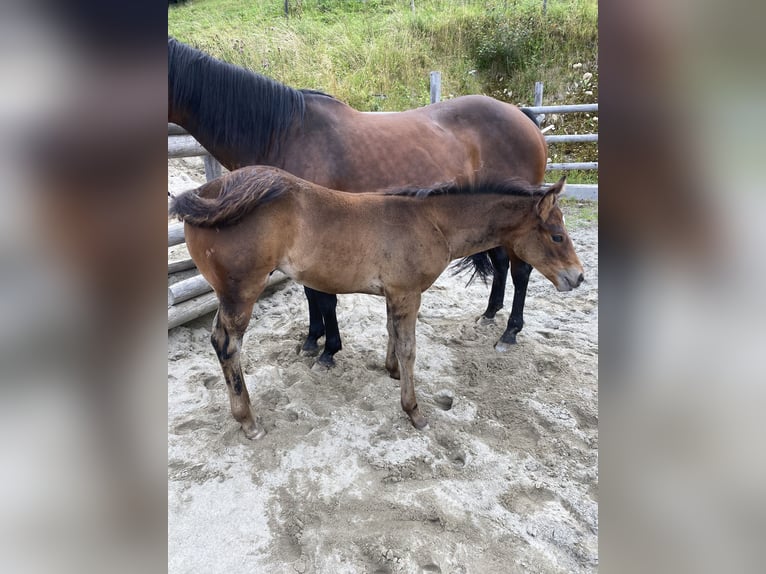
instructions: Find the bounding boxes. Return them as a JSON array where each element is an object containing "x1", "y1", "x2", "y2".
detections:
[
  {"x1": 384, "y1": 178, "x2": 547, "y2": 199},
  {"x1": 169, "y1": 168, "x2": 292, "y2": 228},
  {"x1": 168, "y1": 38, "x2": 337, "y2": 162}
]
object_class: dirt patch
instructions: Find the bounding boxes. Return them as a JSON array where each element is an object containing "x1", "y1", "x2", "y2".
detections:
[{"x1": 168, "y1": 162, "x2": 598, "y2": 573}]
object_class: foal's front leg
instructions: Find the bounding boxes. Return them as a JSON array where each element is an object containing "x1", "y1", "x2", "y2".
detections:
[
  {"x1": 386, "y1": 292, "x2": 427, "y2": 429},
  {"x1": 210, "y1": 295, "x2": 264, "y2": 440}
]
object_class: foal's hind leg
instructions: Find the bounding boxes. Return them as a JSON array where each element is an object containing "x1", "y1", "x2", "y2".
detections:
[
  {"x1": 482, "y1": 247, "x2": 510, "y2": 320},
  {"x1": 210, "y1": 294, "x2": 264, "y2": 440},
  {"x1": 385, "y1": 299, "x2": 400, "y2": 380},
  {"x1": 495, "y1": 254, "x2": 533, "y2": 352},
  {"x1": 386, "y1": 292, "x2": 427, "y2": 430}
]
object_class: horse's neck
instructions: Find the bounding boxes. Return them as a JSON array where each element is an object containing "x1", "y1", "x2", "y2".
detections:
[
  {"x1": 433, "y1": 195, "x2": 532, "y2": 258},
  {"x1": 170, "y1": 107, "x2": 258, "y2": 172}
]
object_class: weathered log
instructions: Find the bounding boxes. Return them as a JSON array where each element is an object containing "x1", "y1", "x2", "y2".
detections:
[
  {"x1": 167, "y1": 271, "x2": 291, "y2": 329},
  {"x1": 167, "y1": 292, "x2": 219, "y2": 330},
  {"x1": 168, "y1": 257, "x2": 196, "y2": 274},
  {"x1": 168, "y1": 135, "x2": 207, "y2": 158},
  {"x1": 168, "y1": 123, "x2": 188, "y2": 136},
  {"x1": 168, "y1": 222, "x2": 185, "y2": 246},
  {"x1": 168, "y1": 274, "x2": 213, "y2": 308}
]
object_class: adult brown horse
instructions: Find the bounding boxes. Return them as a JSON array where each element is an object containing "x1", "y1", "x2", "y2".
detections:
[
  {"x1": 170, "y1": 167, "x2": 583, "y2": 439},
  {"x1": 168, "y1": 37, "x2": 547, "y2": 366}
]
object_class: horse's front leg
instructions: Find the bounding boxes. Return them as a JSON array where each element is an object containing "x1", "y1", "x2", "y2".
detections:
[
  {"x1": 387, "y1": 292, "x2": 427, "y2": 430},
  {"x1": 495, "y1": 254, "x2": 533, "y2": 352},
  {"x1": 301, "y1": 286, "x2": 325, "y2": 355},
  {"x1": 210, "y1": 294, "x2": 264, "y2": 440}
]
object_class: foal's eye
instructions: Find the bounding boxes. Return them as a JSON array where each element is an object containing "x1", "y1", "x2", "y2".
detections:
[{"x1": 552, "y1": 234, "x2": 564, "y2": 243}]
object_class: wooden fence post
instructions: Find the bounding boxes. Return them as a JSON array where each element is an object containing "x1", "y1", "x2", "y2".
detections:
[
  {"x1": 430, "y1": 71, "x2": 441, "y2": 104},
  {"x1": 534, "y1": 81, "x2": 545, "y2": 123},
  {"x1": 203, "y1": 155, "x2": 222, "y2": 182}
]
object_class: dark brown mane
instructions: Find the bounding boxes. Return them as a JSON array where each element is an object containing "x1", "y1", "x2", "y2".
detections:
[{"x1": 384, "y1": 178, "x2": 547, "y2": 199}]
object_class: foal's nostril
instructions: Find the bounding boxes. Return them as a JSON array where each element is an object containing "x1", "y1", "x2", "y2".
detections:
[{"x1": 576, "y1": 273, "x2": 584, "y2": 286}]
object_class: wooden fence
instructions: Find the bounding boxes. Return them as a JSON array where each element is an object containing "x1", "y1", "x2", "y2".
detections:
[{"x1": 168, "y1": 77, "x2": 597, "y2": 329}]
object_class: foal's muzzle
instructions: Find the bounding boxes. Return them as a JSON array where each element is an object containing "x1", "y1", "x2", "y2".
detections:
[{"x1": 556, "y1": 269, "x2": 585, "y2": 291}]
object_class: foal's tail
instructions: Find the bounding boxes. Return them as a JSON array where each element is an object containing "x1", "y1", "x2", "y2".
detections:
[
  {"x1": 169, "y1": 168, "x2": 285, "y2": 227},
  {"x1": 451, "y1": 251, "x2": 496, "y2": 286}
]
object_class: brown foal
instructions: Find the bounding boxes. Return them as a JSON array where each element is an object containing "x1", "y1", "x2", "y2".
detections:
[{"x1": 170, "y1": 166, "x2": 583, "y2": 439}]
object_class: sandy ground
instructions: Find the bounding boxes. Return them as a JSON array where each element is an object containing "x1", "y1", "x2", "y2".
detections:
[{"x1": 168, "y1": 159, "x2": 598, "y2": 573}]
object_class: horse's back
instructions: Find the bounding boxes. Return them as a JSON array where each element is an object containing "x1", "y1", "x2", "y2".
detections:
[
  {"x1": 286, "y1": 93, "x2": 546, "y2": 192},
  {"x1": 423, "y1": 95, "x2": 547, "y2": 183}
]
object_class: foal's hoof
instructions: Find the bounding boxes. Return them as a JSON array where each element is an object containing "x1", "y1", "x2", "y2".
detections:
[
  {"x1": 242, "y1": 423, "x2": 266, "y2": 441},
  {"x1": 407, "y1": 407, "x2": 429, "y2": 430},
  {"x1": 386, "y1": 367, "x2": 401, "y2": 380}
]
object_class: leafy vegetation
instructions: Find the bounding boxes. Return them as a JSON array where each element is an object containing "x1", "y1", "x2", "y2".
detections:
[{"x1": 169, "y1": 0, "x2": 597, "y2": 182}]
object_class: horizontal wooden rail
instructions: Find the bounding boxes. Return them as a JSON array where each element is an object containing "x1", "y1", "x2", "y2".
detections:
[
  {"x1": 525, "y1": 104, "x2": 598, "y2": 114},
  {"x1": 168, "y1": 123, "x2": 187, "y2": 135},
  {"x1": 168, "y1": 274, "x2": 213, "y2": 308},
  {"x1": 168, "y1": 222, "x2": 185, "y2": 247},
  {"x1": 168, "y1": 292, "x2": 219, "y2": 330},
  {"x1": 547, "y1": 162, "x2": 598, "y2": 171},
  {"x1": 167, "y1": 271, "x2": 290, "y2": 329},
  {"x1": 168, "y1": 257, "x2": 196, "y2": 274},
  {"x1": 168, "y1": 135, "x2": 207, "y2": 158},
  {"x1": 545, "y1": 134, "x2": 598, "y2": 143}
]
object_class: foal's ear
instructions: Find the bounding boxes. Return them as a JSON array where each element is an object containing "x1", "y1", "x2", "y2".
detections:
[{"x1": 536, "y1": 175, "x2": 566, "y2": 220}]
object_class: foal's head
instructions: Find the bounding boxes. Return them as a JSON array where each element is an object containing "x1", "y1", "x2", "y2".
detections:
[{"x1": 512, "y1": 177, "x2": 585, "y2": 292}]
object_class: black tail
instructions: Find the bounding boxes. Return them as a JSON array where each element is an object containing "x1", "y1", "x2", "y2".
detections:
[
  {"x1": 520, "y1": 107, "x2": 541, "y2": 127},
  {"x1": 451, "y1": 251, "x2": 496, "y2": 286}
]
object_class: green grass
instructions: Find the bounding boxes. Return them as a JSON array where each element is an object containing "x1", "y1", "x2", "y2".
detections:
[
  {"x1": 169, "y1": 0, "x2": 597, "y2": 177},
  {"x1": 560, "y1": 197, "x2": 598, "y2": 228}
]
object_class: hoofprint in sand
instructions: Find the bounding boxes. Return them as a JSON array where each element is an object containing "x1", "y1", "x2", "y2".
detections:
[{"x1": 168, "y1": 158, "x2": 598, "y2": 573}]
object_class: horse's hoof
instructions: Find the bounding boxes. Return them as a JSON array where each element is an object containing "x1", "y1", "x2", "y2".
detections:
[
  {"x1": 477, "y1": 315, "x2": 496, "y2": 326},
  {"x1": 315, "y1": 353, "x2": 335, "y2": 369},
  {"x1": 494, "y1": 340, "x2": 511, "y2": 353},
  {"x1": 300, "y1": 340, "x2": 320, "y2": 357},
  {"x1": 386, "y1": 368, "x2": 401, "y2": 380}
]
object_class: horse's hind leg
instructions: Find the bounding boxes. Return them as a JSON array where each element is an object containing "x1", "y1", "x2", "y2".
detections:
[
  {"x1": 387, "y1": 292, "x2": 427, "y2": 429},
  {"x1": 496, "y1": 254, "x2": 533, "y2": 352},
  {"x1": 211, "y1": 294, "x2": 265, "y2": 440},
  {"x1": 301, "y1": 287, "x2": 325, "y2": 355},
  {"x1": 315, "y1": 292, "x2": 342, "y2": 368},
  {"x1": 482, "y1": 247, "x2": 510, "y2": 320}
]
